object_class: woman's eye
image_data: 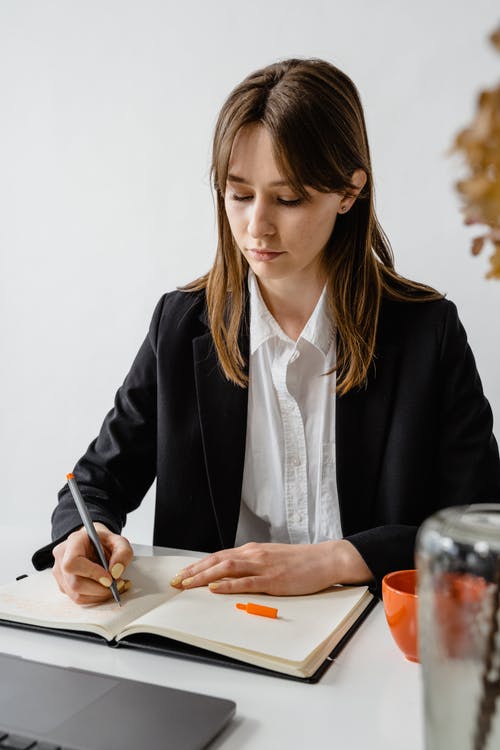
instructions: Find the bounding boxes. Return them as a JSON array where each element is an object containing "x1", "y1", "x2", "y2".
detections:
[
  {"x1": 277, "y1": 197, "x2": 302, "y2": 206},
  {"x1": 230, "y1": 193, "x2": 302, "y2": 207},
  {"x1": 231, "y1": 193, "x2": 252, "y2": 202}
]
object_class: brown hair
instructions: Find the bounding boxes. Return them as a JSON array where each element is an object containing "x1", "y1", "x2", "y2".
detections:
[{"x1": 184, "y1": 58, "x2": 442, "y2": 394}]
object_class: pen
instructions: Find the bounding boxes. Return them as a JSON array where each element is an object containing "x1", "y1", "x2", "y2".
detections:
[
  {"x1": 66, "y1": 473, "x2": 121, "y2": 606},
  {"x1": 236, "y1": 602, "x2": 278, "y2": 619}
]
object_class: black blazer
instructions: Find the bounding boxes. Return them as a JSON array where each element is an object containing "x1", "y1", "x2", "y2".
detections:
[{"x1": 32, "y1": 289, "x2": 500, "y2": 590}]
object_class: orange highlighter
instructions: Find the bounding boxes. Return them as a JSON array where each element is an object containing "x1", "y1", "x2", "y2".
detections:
[{"x1": 236, "y1": 602, "x2": 278, "y2": 619}]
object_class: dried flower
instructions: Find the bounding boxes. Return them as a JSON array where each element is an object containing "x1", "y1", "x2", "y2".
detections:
[{"x1": 452, "y1": 26, "x2": 500, "y2": 279}]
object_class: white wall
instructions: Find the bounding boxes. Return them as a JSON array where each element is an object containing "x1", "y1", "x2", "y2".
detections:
[{"x1": 1, "y1": 0, "x2": 499, "y2": 551}]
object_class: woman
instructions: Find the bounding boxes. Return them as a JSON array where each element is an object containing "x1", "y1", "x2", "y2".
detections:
[{"x1": 33, "y1": 58, "x2": 500, "y2": 603}]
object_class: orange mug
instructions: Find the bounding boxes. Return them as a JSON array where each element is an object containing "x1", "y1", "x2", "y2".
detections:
[{"x1": 382, "y1": 569, "x2": 419, "y2": 663}]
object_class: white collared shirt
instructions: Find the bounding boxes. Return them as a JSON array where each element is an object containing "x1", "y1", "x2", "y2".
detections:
[{"x1": 235, "y1": 270, "x2": 342, "y2": 546}]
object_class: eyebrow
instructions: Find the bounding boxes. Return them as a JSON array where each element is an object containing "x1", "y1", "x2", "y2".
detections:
[{"x1": 227, "y1": 173, "x2": 289, "y2": 187}]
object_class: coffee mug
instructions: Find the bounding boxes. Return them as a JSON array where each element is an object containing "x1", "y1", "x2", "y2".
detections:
[{"x1": 382, "y1": 569, "x2": 419, "y2": 663}]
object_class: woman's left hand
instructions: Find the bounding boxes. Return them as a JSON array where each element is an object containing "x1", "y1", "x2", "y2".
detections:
[{"x1": 170, "y1": 540, "x2": 373, "y2": 596}]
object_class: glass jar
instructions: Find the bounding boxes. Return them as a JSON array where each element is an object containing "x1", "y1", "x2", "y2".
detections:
[{"x1": 416, "y1": 504, "x2": 500, "y2": 750}]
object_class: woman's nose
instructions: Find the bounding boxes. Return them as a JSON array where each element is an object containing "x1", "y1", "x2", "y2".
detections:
[{"x1": 248, "y1": 199, "x2": 275, "y2": 238}]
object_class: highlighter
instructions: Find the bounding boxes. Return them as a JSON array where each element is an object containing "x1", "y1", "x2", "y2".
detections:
[{"x1": 236, "y1": 602, "x2": 278, "y2": 619}]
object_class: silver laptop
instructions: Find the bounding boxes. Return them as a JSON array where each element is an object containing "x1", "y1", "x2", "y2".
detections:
[{"x1": 0, "y1": 652, "x2": 235, "y2": 750}]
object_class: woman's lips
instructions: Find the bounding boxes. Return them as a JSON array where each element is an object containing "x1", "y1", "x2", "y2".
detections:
[{"x1": 247, "y1": 248, "x2": 284, "y2": 261}]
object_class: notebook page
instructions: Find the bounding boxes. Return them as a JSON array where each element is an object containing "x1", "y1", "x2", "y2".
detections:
[
  {"x1": 120, "y1": 583, "x2": 370, "y2": 663},
  {"x1": 0, "y1": 555, "x2": 200, "y2": 639}
]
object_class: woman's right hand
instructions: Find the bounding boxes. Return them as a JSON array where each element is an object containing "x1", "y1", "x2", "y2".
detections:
[{"x1": 52, "y1": 522, "x2": 134, "y2": 605}]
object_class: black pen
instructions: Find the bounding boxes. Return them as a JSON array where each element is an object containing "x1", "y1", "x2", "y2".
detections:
[{"x1": 66, "y1": 473, "x2": 121, "y2": 606}]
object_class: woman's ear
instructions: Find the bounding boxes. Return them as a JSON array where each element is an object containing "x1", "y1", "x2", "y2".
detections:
[{"x1": 339, "y1": 169, "x2": 367, "y2": 213}]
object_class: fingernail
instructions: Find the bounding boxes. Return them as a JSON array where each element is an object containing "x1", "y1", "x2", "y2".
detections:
[
  {"x1": 99, "y1": 577, "x2": 112, "y2": 588},
  {"x1": 170, "y1": 574, "x2": 183, "y2": 586},
  {"x1": 181, "y1": 577, "x2": 194, "y2": 587},
  {"x1": 208, "y1": 582, "x2": 219, "y2": 590},
  {"x1": 117, "y1": 580, "x2": 125, "y2": 592},
  {"x1": 111, "y1": 563, "x2": 124, "y2": 579},
  {"x1": 123, "y1": 580, "x2": 132, "y2": 591}
]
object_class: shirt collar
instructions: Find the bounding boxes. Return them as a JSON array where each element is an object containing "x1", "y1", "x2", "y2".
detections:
[
  {"x1": 301, "y1": 284, "x2": 334, "y2": 355},
  {"x1": 248, "y1": 270, "x2": 286, "y2": 354},
  {"x1": 248, "y1": 270, "x2": 334, "y2": 356}
]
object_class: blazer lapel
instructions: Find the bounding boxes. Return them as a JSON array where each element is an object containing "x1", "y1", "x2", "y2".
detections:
[
  {"x1": 336, "y1": 305, "x2": 400, "y2": 536},
  {"x1": 192, "y1": 309, "x2": 249, "y2": 549}
]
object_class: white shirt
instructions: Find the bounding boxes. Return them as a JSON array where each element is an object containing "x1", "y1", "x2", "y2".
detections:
[{"x1": 235, "y1": 270, "x2": 342, "y2": 546}]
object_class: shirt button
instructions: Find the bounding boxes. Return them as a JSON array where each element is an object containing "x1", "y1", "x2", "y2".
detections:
[{"x1": 291, "y1": 456, "x2": 301, "y2": 467}]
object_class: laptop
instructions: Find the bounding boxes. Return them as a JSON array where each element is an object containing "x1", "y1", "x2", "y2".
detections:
[{"x1": 0, "y1": 652, "x2": 235, "y2": 750}]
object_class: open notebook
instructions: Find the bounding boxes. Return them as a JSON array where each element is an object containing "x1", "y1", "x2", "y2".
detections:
[{"x1": 0, "y1": 555, "x2": 375, "y2": 681}]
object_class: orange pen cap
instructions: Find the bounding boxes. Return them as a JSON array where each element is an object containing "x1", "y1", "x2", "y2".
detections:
[{"x1": 236, "y1": 602, "x2": 278, "y2": 619}]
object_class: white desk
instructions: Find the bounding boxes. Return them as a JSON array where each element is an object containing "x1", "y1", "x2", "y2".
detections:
[{"x1": 0, "y1": 527, "x2": 424, "y2": 749}]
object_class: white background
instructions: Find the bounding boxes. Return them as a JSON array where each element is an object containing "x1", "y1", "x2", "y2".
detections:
[{"x1": 1, "y1": 0, "x2": 499, "y2": 552}]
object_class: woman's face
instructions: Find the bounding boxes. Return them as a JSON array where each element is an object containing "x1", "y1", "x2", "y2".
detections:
[{"x1": 224, "y1": 124, "x2": 343, "y2": 291}]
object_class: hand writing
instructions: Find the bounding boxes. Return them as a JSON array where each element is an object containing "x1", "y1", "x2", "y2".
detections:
[{"x1": 52, "y1": 522, "x2": 134, "y2": 605}]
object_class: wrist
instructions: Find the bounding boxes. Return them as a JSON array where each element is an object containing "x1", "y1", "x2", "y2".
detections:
[
  {"x1": 93, "y1": 522, "x2": 113, "y2": 536},
  {"x1": 324, "y1": 539, "x2": 373, "y2": 586}
]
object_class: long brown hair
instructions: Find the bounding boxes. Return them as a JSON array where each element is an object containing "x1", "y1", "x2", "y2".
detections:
[{"x1": 184, "y1": 58, "x2": 442, "y2": 394}]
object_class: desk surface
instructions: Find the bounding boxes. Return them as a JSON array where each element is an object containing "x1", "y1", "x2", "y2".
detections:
[{"x1": 0, "y1": 527, "x2": 424, "y2": 749}]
